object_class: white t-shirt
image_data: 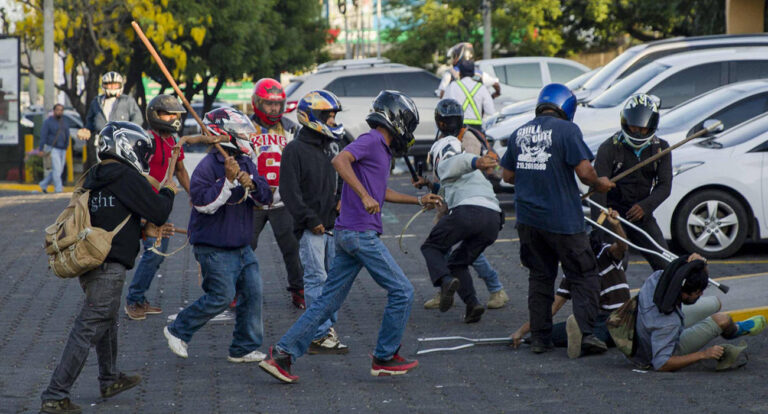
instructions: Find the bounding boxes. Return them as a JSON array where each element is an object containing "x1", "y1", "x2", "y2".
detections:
[
  {"x1": 443, "y1": 77, "x2": 496, "y2": 124},
  {"x1": 249, "y1": 122, "x2": 295, "y2": 209}
]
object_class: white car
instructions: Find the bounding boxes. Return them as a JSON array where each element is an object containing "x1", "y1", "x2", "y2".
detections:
[{"x1": 655, "y1": 112, "x2": 768, "y2": 258}]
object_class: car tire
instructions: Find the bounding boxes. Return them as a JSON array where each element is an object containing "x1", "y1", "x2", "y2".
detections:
[{"x1": 673, "y1": 189, "x2": 748, "y2": 259}]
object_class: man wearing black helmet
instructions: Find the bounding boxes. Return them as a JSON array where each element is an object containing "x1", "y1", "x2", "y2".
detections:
[
  {"x1": 124, "y1": 94, "x2": 191, "y2": 321},
  {"x1": 260, "y1": 90, "x2": 442, "y2": 383},
  {"x1": 500, "y1": 83, "x2": 614, "y2": 356},
  {"x1": 41, "y1": 122, "x2": 176, "y2": 414},
  {"x1": 593, "y1": 93, "x2": 672, "y2": 271}
]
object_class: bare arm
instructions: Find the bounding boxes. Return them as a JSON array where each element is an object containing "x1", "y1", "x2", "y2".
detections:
[
  {"x1": 175, "y1": 159, "x2": 191, "y2": 194},
  {"x1": 658, "y1": 346, "x2": 723, "y2": 372},
  {"x1": 575, "y1": 160, "x2": 614, "y2": 193},
  {"x1": 510, "y1": 295, "x2": 568, "y2": 347},
  {"x1": 385, "y1": 188, "x2": 418, "y2": 205},
  {"x1": 605, "y1": 210, "x2": 628, "y2": 259},
  {"x1": 332, "y1": 151, "x2": 379, "y2": 214},
  {"x1": 502, "y1": 168, "x2": 515, "y2": 184}
]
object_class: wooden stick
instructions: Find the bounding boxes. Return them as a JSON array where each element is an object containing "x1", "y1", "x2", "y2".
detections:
[{"x1": 582, "y1": 121, "x2": 722, "y2": 200}]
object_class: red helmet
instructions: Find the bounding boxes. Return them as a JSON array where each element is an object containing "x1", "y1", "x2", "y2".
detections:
[{"x1": 252, "y1": 78, "x2": 286, "y2": 126}]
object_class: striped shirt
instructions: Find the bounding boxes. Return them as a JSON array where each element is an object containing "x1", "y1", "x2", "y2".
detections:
[{"x1": 557, "y1": 243, "x2": 630, "y2": 311}]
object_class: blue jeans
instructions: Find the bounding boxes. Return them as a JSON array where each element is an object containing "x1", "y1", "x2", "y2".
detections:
[
  {"x1": 126, "y1": 237, "x2": 169, "y2": 305},
  {"x1": 299, "y1": 230, "x2": 338, "y2": 340},
  {"x1": 277, "y1": 230, "x2": 414, "y2": 360},
  {"x1": 472, "y1": 254, "x2": 503, "y2": 293},
  {"x1": 169, "y1": 245, "x2": 263, "y2": 358},
  {"x1": 39, "y1": 147, "x2": 66, "y2": 193}
]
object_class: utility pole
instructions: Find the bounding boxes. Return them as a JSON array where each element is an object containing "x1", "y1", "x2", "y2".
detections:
[
  {"x1": 376, "y1": 0, "x2": 381, "y2": 58},
  {"x1": 43, "y1": 0, "x2": 54, "y2": 110},
  {"x1": 482, "y1": 0, "x2": 491, "y2": 60}
]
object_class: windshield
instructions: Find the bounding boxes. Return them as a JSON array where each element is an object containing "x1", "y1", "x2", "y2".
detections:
[
  {"x1": 285, "y1": 80, "x2": 303, "y2": 98},
  {"x1": 588, "y1": 62, "x2": 670, "y2": 108},
  {"x1": 566, "y1": 67, "x2": 599, "y2": 90},
  {"x1": 580, "y1": 49, "x2": 640, "y2": 91},
  {"x1": 661, "y1": 87, "x2": 743, "y2": 130},
  {"x1": 702, "y1": 113, "x2": 768, "y2": 148}
]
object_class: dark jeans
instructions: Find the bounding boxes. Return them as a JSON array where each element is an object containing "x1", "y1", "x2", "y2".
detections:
[
  {"x1": 250, "y1": 207, "x2": 303, "y2": 292},
  {"x1": 552, "y1": 312, "x2": 613, "y2": 348},
  {"x1": 126, "y1": 236, "x2": 169, "y2": 305},
  {"x1": 42, "y1": 262, "x2": 126, "y2": 401},
  {"x1": 421, "y1": 205, "x2": 501, "y2": 306},
  {"x1": 518, "y1": 224, "x2": 600, "y2": 342},
  {"x1": 624, "y1": 215, "x2": 669, "y2": 271}
]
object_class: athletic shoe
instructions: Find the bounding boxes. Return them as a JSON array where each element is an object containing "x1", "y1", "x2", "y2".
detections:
[
  {"x1": 309, "y1": 327, "x2": 349, "y2": 354},
  {"x1": 716, "y1": 340, "x2": 748, "y2": 371},
  {"x1": 163, "y1": 326, "x2": 188, "y2": 358},
  {"x1": 291, "y1": 289, "x2": 306, "y2": 309},
  {"x1": 737, "y1": 315, "x2": 766, "y2": 336},
  {"x1": 124, "y1": 303, "x2": 146, "y2": 321},
  {"x1": 566, "y1": 314, "x2": 582, "y2": 359},
  {"x1": 464, "y1": 303, "x2": 485, "y2": 324},
  {"x1": 370, "y1": 350, "x2": 418, "y2": 376},
  {"x1": 40, "y1": 398, "x2": 81, "y2": 414},
  {"x1": 210, "y1": 309, "x2": 235, "y2": 323},
  {"x1": 439, "y1": 277, "x2": 460, "y2": 312},
  {"x1": 142, "y1": 301, "x2": 162, "y2": 315},
  {"x1": 228, "y1": 350, "x2": 266, "y2": 363},
  {"x1": 581, "y1": 335, "x2": 608, "y2": 355},
  {"x1": 423, "y1": 292, "x2": 441, "y2": 309},
  {"x1": 100, "y1": 372, "x2": 141, "y2": 398},
  {"x1": 259, "y1": 346, "x2": 298, "y2": 383},
  {"x1": 530, "y1": 337, "x2": 553, "y2": 354},
  {"x1": 486, "y1": 290, "x2": 509, "y2": 309}
]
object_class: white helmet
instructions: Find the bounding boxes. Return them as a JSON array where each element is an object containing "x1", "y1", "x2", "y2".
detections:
[
  {"x1": 101, "y1": 71, "x2": 124, "y2": 97},
  {"x1": 428, "y1": 136, "x2": 462, "y2": 178}
]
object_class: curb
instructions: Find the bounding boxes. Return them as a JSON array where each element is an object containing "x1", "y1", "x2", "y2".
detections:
[{"x1": 0, "y1": 183, "x2": 75, "y2": 193}]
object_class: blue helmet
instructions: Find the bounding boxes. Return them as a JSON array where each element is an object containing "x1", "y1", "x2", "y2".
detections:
[
  {"x1": 535, "y1": 83, "x2": 577, "y2": 121},
  {"x1": 297, "y1": 90, "x2": 344, "y2": 140}
]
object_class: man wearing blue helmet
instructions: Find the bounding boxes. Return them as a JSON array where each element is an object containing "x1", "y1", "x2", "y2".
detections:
[{"x1": 500, "y1": 83, "x2": 614, "y2": 356}]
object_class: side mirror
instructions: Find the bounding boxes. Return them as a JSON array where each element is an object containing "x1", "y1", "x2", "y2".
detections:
[{"x1": 702, "y1": 119, "x2": 724, "y2": 135}]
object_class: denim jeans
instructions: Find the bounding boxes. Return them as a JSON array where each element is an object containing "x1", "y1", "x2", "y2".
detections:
[
  {"x1": 277, "y1": 230, "x2": 414, "y2": 360},
  {"x1": 299, "y1": 229, "x2": 337, "y2": 340},
  {"x1": 169, "y1": 245, "x2": 263, "y2": 358},
  {"x1": 126, "y1": 236, "x2": 169, "y2": 305},
  {"x1": 42, "y1": 262, "x2": 126, "y2": 401},
  {"x1": 39, "y1": 147, "x2": 66, "y2": 193},
  {"x1": 472, "y1": 254, "x2": 502, "y2": 293}
]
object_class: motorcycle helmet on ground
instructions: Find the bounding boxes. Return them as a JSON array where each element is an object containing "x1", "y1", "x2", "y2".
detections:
[
  {"x1": 448, "y1": 42, "x2": 474, "y2": 66},
  {"x1": 203, "y1": 107, "x2": 258, "y2": 157},
  {"x1": 620, "y1": 93, "x2": 660, "y2": 149},
  {"x1": 146, "y1": 94, "x2": 186, "y2": 134},
  {"x1": 366, "y1": 90, "x2": 419, "y2": 157},
  {"x1": 252, "y1": 78, "x2": 286, "y2": 126},
  {"x1": 434, "y1": 99, "x2": 463, "y2": 137},
  {"x1": 428, "y1": 136, "x2": 462, "y2": 178},
  {"x1": 535, "y1": 83, "x2": 577, "y2": 122},
  {"x1": 101, "y1": 71, "x2": 124, "y2": 98},
  {"x1": 96, "y1": 121, "x2": 154, "y2": 174},
  {"x1": 296, "y1": 90, "x2": 344, "y2": 140}
]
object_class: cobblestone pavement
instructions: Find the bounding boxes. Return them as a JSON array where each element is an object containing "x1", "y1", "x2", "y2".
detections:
[{"x1": 1, "y1": 175, "x2": 767, "y2": 414}]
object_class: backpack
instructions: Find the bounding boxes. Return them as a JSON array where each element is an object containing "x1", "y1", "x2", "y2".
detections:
[
  {"x1": 609, "y1": 132, "x2": 662, "y2": 181},
  {"x1": 606, "y1": 295, "x2": 639, "y2": 357},
  {"x1": 44, "y1": 160, "x2": 130, "y2": 279}
]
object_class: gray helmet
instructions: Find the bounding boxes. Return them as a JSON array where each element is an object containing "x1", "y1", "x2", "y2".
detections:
[
  {"x1": 146, "y1": 94, "x2": 186, "y2": 133},
  {"x1": 101, "y1": 71, "x2": 124, "y2": 97},
  {"x1": 96, "y1": 121, "x2": 154, "y2": 173}
]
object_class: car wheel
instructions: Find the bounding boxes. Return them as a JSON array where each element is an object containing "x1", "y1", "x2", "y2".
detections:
[{"x1": 673, "y1": 189, "x2": 748, "y2": 259}]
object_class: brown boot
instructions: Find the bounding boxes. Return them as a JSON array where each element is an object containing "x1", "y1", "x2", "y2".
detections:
[
  {"x1": 41, "y1": 398, "x2": 81, "y2": 414},
  {"x1": 124, "y1": 303, "x2": 146, "y2": 320},
  {"x1": 142, "y1": 301, "x2": 162, "y2": 315}
]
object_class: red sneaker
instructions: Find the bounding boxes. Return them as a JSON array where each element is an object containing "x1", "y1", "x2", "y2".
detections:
[
  {"x1": 259, "y1": 346, "x2": 298, "y2": 384},
  {"x1": 370, "y1": 350, "x2": 419, "y2": 376},
  {"x1": 291, "y1": 289, "x2": 306, "y2": 309}
]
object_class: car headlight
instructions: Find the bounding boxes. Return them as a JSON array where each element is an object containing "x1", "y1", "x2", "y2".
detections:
[{"x1": 672, "y1": 161, "x2": 704, "y2": 177}]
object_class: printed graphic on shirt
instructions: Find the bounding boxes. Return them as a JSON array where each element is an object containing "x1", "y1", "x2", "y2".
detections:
[
  {"x1": 515, "y1": 124, "x2": 552, "y2": 171},
  {"x1": 251, "y1": 134, "x2": 287, "y2": 187},
  {"x1": 90, "y1": 191, "x2": 116, "y2": 212}
]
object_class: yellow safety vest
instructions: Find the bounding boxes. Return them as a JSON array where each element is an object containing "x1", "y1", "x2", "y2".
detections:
[{"x1": 456, "y1": 80, "x2": 483, "y2": 125}]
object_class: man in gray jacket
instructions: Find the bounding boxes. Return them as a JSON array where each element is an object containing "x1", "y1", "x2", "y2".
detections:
[
  {"x1": 420, "y1": 136, "x2": 502, "y2": 323},
  {"x1": 79, "y1": 72, "x2": 143, "y2": 169}
]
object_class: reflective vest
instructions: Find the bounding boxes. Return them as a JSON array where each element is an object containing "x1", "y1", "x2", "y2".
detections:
[{"x1": 456, "y1": 79, "x2": 483, "y2": 125}]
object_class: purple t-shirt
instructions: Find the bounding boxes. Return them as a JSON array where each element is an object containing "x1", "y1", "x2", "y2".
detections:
[{"x1": 335, "y1": 129, "x2": 392, "y2": 233}]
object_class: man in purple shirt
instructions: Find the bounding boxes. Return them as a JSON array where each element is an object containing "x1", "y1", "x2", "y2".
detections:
[{"x1": 260, "y1": 91, "x2": 442, "y2": 383}]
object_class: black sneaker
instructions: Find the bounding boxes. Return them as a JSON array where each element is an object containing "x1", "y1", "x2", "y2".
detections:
[
  {"x1": 40, "y1": 398, "x2": 81, "y2": 414},
  {"x1": 100, "y1": 372, "x2": 141, "y2": 398},
  {"x1": 464, "y1": 303, "x2": 485, "y2": 324},
  {"x1": 370, "y1": 349, "x2": 419, "y2": 376},
  {"x1": 581, "y1": 335, "x2": 608, "y2": 355},
  {"x1": 530, "y1": 337, "x2": 553, "y2": 354},
  {"x1": 259, "y1": 346, "x2": 298, "y2": 383},
  {"x1": 439, "y1": 277, "x2": 460, "y2": 312}
]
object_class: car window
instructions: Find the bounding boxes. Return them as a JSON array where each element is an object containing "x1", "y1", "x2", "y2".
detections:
[
  {"x1": 648, "y1": 62, "x2": 723, "y2": 109},
  {"x1": 661, "y1": 87, "x2": 742, "y2": 130},
  {"x1": 581, "y1": 49, "x2": 640, "y2": 91},
  {"x1": 548, "y1": 63, "x2": 585, "y2": 84},
  {"x1": 494, "y1": 63, "x2": 542, "y2": 88},
  {"x1": 730, "y1": 60, "x2": 768, "y2": 83},
  {"x1": 325, "y1": 74, "x2": 388, "y2": 97},
  {"x1": 694, "y1": 92, "x2": 768, "y2": 133},
  {"x1": 588, "y1": 62, "x2": 669, "y2": 108},
  {"x1": 386, "y1": 71, "x2": 440, "y2": 97},
  {"x1": 707, "y1": 113, "x2": 768, "y2": 148},
  {"x1": 614, "y1": 48, "x2": 685, "y2": 82}
]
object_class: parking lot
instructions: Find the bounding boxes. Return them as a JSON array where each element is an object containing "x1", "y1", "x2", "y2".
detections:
[{"x1": 1, "y1": 175, "x2": 767, "y2": 413}]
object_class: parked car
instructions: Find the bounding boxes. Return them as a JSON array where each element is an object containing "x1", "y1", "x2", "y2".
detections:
[
  {"x1": 283, "y1": 59, "x2": 442, "y2": 156},
  {"x1": 474, "y1": 57, "x2": 589, "y2": 107},
  {"x1": 583, "y1": 79, "x2": 768, "y2": 151},
  {"x1": 654, "y1": 112, "x2": 768, "y2": 258}
]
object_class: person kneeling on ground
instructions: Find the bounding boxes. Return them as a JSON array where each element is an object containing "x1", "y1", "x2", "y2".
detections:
[{"x1": 632, "y1": 253, "x2": 766, "y2": 371}]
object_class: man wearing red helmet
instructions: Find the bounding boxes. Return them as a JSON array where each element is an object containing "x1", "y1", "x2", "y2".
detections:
[{"x1": 248, "y1": 78, "x2": 305, "y2": 309}]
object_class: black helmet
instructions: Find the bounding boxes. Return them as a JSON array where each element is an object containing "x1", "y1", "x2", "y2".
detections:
[
  {"x1": 96, "y1": 121, "x2": 154, "y2": 174},
  {"x1": 620, "y1": 93, "x2": 660, "y2": 148},
  {"x1": 434, "y1": 99, "x2": 463, "y2": 137},
  {"x1": 146, "y1": 94, "x2": 186, "y2": 134},
  {"x1": 366, "y1": 90, "x2": 419, "y2": 157},
  {"x1": 448, "y1": 42, "x2": 474, "y2": 66}
]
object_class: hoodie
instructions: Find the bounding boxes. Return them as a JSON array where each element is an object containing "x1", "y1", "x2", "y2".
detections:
[
  {"x1": 279, "y1": 127, "x2": 341, "y2": 237},
  {"x1": 84, "y1": 160, "x2": 175, "y2": 268}
]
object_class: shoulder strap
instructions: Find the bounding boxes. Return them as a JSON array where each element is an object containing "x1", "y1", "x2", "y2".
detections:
[
  {"x1": 610, "y1": 133, "x2": 625, "y2": 175},
  {"x1": 108, "y1": 214, "x2": 132, "y2": 236}
]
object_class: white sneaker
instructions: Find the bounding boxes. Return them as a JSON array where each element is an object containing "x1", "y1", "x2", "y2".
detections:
[
  {"x1": 164, "y1": 326, "x2": 188, "y2": 358},
  {"x1": 210, "y1": 310, "x2": 235, "y2": 323},
  {"x1": 227, "y1": 350, "x2": 266, "y2": 363}
]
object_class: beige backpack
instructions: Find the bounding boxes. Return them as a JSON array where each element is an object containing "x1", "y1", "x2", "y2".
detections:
[{"x1": 44, "y1": 161, "x2": 130, "y2": 279}]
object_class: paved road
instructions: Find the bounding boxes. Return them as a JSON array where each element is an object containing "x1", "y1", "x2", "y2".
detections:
[{"x1": 1, "y1": 175, "x2": 767, "y2": 414}]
